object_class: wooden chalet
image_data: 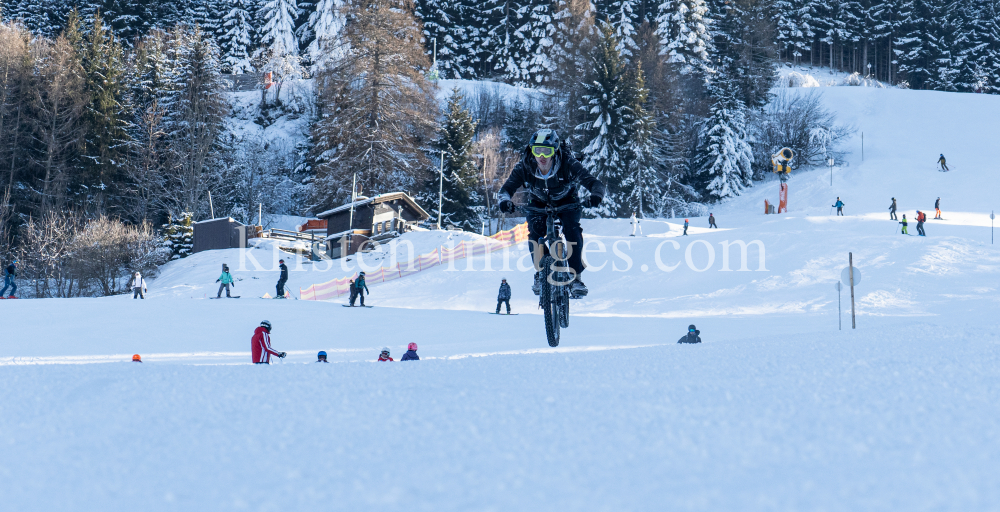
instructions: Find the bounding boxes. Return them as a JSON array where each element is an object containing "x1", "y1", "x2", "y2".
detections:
[{"x1": 316, "y1": 192, "x2": 430, "y2": 259}]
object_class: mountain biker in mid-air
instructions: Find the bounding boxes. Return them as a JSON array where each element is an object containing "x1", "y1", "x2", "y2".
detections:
[{"x1": 497, "y1": 129, "x2": 606, "y2": 297}]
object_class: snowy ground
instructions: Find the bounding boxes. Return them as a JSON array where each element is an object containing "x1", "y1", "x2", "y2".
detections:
[{"x1": 3, "y1": 85, "x2": 1000, "y2": 510}]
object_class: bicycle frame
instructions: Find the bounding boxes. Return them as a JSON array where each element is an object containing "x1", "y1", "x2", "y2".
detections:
[{"x1": 521, "y1": 203, "x2": 580, "y2": 346}]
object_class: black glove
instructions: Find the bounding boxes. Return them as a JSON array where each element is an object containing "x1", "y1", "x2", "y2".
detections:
[
  {"x1": 215, "y1": 279, "x2": 219, "y2": 283},
  {"x1": 589, "y1": 195, "x2": 603, "y2": 208},
  {"x1": 278, "y1": 352, "x2": 287, "y2": 358},
  {"x1": 499, "y1": 199, "x2": 515, "y2": 214}
]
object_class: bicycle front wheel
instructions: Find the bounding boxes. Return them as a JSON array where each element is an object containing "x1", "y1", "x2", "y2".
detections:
[{"x1": 540, "y1": 258, "x2": 560, "y2": 347}]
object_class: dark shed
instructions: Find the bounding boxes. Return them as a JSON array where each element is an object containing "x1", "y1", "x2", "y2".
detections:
[{"x1": 193, "y1": 218, "x2": 246, "y2": 253}]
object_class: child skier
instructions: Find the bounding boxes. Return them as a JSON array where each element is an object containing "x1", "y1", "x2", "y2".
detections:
[
  {"x1": 401, "y1": 343, "x2": 420, "y2": 361},
  {"x1": 683, "y1": 219, "x2": 689, "y2": 235},
  {"x1": 833, "y1": 197, "x2": 845, "y2": 216},
  {"x1": 216, "y1": 264, "x2": 235, "y2": 298},
  {"x1": 709, "y1": 213, "x2": 718, "y2": 228},
  {"x1": 317, "y1": 351, "x2": 328, "y2": 363},
  {"x1": 496, "y1": 278, "x2": 511, "y2": 314},
  {"x1": 1, "y1": 260, "x2": 17, "y2": 298},
  {"x1": 934, "y1": 197, "x2": 942, "y2": 219},
  {"x1": 251, "y1": 320, "x2": 286, "y2": 364},
  {"x1": 127, "y1": 272, "x2": 147, "y2": 299},
  {"x1": 378, "y1": 347, "x2": 393, "y2": 361},
  {"x1": 349, "y1": 272, "x2": 369, "y2": 306},
  {"x1": 678, "y1": 325, "x2": 702, "y2": 344},
  {"x1": 900, "y1": 215, "x2": 908, "y2": 235},
  {"x1": 630, "y1": 211, "x2": 642, "y2": 236},
  {"x1": 275, "y1": 259, "x2": 288, "y2": 298}
]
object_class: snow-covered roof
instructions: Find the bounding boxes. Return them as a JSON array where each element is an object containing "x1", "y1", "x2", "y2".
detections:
[
  {"x1": 316, "y1": 192, "x2": 429, "y2": 220},
  {"x1": 194, "y1": 217, "x2": 239, "y2": 225}
]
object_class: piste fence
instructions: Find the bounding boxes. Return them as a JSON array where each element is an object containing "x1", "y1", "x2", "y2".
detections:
[{"x1": 300, "y1": 223, "x2": 530, "y2": 300}]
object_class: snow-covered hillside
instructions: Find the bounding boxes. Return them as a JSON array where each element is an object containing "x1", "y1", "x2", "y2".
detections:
[{"x1": 2, "y1": 85, "x2": 1000, "y2": 511}]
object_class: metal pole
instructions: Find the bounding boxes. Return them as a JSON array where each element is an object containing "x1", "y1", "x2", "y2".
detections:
[
  {"x1": 849, "y1": 252, "x2": 856, "y2": 329},
  {"x1": 258, "y1": 203, "x2": 262, "y2": 226},
  {"x1": 348, "y1": 172, "x2": 357, "y2": 251},
  {"x1": 861, "y1": 132, "x2": 864, "y2": 162},
  {"x1": 992, "y1": 211, "x2": 994, "y2": 244},
  {"x1": 482, "y1": 158, "x2": 490, "y2": 235},
  {"x1": 208, "y1": 190, "x2": 215, "y2": 219},
  {"x1": 438, "y1": 149, "x2": 445, "y2": 230},
  {"x1": 838, "y1": 286, "x2": 842, "y2": 330}
]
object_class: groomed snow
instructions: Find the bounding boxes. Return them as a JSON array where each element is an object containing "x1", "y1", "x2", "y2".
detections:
[{"x1": 2, "y1": 84, "x2": 1000, "y2": 510}]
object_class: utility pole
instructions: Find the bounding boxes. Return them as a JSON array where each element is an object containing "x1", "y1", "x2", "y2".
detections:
[
  {"x1": 438, "y1": 149, "x2": 445, "y2": 230},
  {"x1": 208, "y1": 190, "x2": 215, "y2": 219},
  {"x1": 482, "y1": 158, "x2": 491, "y2": 235},
  {"x1": 348, "y1": 172, "x2": 358, "y2": 251}
]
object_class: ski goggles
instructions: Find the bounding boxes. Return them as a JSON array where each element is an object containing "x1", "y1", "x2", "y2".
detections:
[{"x1": 531, "y1": 145, "x2": 556, "y2": 158}]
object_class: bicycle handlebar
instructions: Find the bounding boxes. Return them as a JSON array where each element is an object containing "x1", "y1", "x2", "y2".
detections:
[{"x1": 519, "y1": 203, "x2": 582, "y2": 214}]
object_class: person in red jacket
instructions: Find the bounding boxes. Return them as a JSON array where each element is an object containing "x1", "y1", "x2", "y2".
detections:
[
  {"x1": 377, "y1": 347, "x2": 393, "y2": 361},
  {"x1": 252, "y1": 320, "x2": 286, "y2": 364}
]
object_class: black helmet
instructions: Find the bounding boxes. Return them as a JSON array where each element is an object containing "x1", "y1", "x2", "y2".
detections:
[
  {"x1": 261, "y1": 320, "x2": 272, "y2": 331},
  {"x1": 530, "y1": 129, "x2": 560, "y2": 148},
  {"x1": 688, "y1": 324, "x2": 697, "y2": 332}
]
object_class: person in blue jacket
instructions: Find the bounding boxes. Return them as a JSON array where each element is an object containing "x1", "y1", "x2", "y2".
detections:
[
  {"x1": 833, "y1": 197, "x2": 845, "y2": 216},
  {"x1": 1, "y1": 260, "x2": 17, "y2": 298},
  {"x1": 401, "y1": 343, "x2": 419, "y2": 361},
  {"x1": 496, "y1": 278, "x2": 512, "y2": 314}
]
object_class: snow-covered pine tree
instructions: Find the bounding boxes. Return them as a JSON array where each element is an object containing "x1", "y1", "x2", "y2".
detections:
[
  {"x1": 950, "y1": 0, "x2": 989, "y2": 93},
  {"x1": 162, "y1": 212, "x2": 195, "y2": 259},
  {"x1": 415, "y1": 0, "x2": 476, "y2": 79},
  {"x1": 220, "y1": 0, "x2": 257, "y2": 73},
  {"x1": 577, "y1": 20, "x2": 634, "y2": 217},
  {"x1": 773, "y1": 0, "x2": 816, "y2": 65},
  {"x1": 894, "y1": 0, "x2": 945, "y2": 90},
  {"x1": 975, "y1": 0, "x2": 1000, "y2": 93},
  {"x1": 695, "y1": 79, "x2": 753, "y2": 201},
  {"x1": 486, "y1": 0, "x2": 555, "y2": 85},
  {"x1": 305, "y1": 0, "x2": 345, "y2": 69},
  {"x1": 428, "y1": 88, "x2": 481, "y2": 229},
  {"x1": 620, "y1": 64, "x2": 661, "y2": 217},
  {"x1": 258, "y1": 0, "x2": 299, "y2": 60},
  {"x1": 655, "y1": 0, "x2": 711, "y2": 74},
  {"x1": 706, "y1": 0, "x2": 776, "y2": 109},
  {"x1": 606, "y1": 0, "x2": 641, "y2": 57}
]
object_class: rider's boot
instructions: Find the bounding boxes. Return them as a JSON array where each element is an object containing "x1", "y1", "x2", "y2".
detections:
[
  {"x1": 532, "y1": 271, "x2": 542, "y2": 296},
  {"x1": 569, "y1": 276, "x2": 588, "y2": 297}
]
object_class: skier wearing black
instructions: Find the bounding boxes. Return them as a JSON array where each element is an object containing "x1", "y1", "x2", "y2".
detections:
[
  {"x1": 1, "y1": 260, "x2": 17, "y2": 298},
  {"x1": 935, "y1": 197, "x2": 941, "y2": 219},
  {"x1": 276, "y1": 259, "x2": 288, "y2": 298},
  {"x1": 401, "y1": 343, "x2": 420, "y2": 361},
  {"x1": 833, "y1": 197, "x2": 845, "y2": 216},
  {"x1": 938, "y1": 154, "x2": 949, "y2": 171},
  {"x1": 889, "y1": 198, "x2": 897, "y2": 220},
  {"x1": 677, "y1": 325, "x2": 702, "y2": 344},
  {"x1": 497, "y1": 129, "x2": 606, "y2": 298},
  {"x1": 349, "y1": 272, "x2": 369, "y2": 306},
  {"x1": 496, "y1": 278, "x2": 512, "y2": 314},
  {"x1": 709, "y1": 213, "x2": 718, "y2": 228}
]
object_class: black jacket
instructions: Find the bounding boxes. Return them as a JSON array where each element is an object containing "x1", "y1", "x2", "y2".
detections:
[
  {"x1": 279, "y1": 263, "x2": 288, "y2": 281},
  {"x1": 677, "y1": 331, "x2": 702, "y2": 344},
  {"x1": 889, "y1": 200, "x2": 897, "y2": 212},
  {"x1": 498, "y1": 141, "x2": 605, "y2": 206},
  {"x1": 498, "y1": 282, "x2": 511, "y2": 301},
  {"x1": 935, "y1": 199, "x2": 940, "y2": 208},
  {"x1": 4, "y1": 264, "x2": 14, "y2": 277}
]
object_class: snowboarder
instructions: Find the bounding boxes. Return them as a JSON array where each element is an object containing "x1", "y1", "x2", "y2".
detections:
[
  {"x1": 1, "y1": 260, "x2": 17, "y2": 298},
  {"x1": 496, "y1": 128, "x2": 606, "y2": 298},
  {"x1": 683, "y1": 219, "x2": 689, "y2": 235},
  {"x1": 132, "y1": 354, "x2": 142, "y2": 363},
  {"x1": 127, "y1": 271, "x2": 147, "y2": 299},
  {"x1": 317, "y1": 351, "x2": 328, "y2": 363},
  {"x1": 934, "y1": 197, "x2": 942, "y2": 219},
  {"x1": 378, "y1": 347, "x2": 393, "y2": 362},
  {"x1": 709, "y1": 213, "x2": 718, "y2": 228},
  {"x1": 889, "y1": 198, "x2": 897, "y2": 220},
  {"x1": 630, "y1": 211, "x2": 642, "y2": 236},
  {"x1": 401, "y1": 342, "x2": 420, "y2": 361},
  {"x1": 833, "y1": 197, "x2": 845, "y2": 216},
  {"x1": 349, "y1": 272, "x2": 369, "y2": 306},
  {"x1": 496, "y1": 278, "x2": 511, "y2": 314},
  {"x1": 900, "y1": 215, "x2": 908, "y2": 235},
  {"x1": 251, "y1": 320, "x2": 286, "y2": 364},
  {"x1": 275, "y1": 259, "x2": 288, "y2": 298},
  {"x1": 677, "y1": 325, "x2": 702, "y2": 344},
  {"x1": 216, "y1": 264, "x2": 235, "y2": 298},
  {"x1": 938, "y1": 154, "x2": 949, "y2": 171},
  {"x1": 916, "y1": 211, "x2": 927, "y2": 236}
]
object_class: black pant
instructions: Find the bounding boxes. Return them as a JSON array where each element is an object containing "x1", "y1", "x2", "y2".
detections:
[
  {"x1": 890, "y1": 211, "x2": 897, "y2": 220},
  {"x1": 133, "y1": 287, "x2": 144, "y2": 299},
  {"x1": 217, "y1": 283, "x2": 231, "y2": 297},
  {"x1": 527, "y1": 204, "x2": 585, "y2": 275},
  {"x1": 276, "y1": 278, "x2": 287, "y2": 298},
  {"x1": 837, "y1": 207, "x2": 844, "y2": 216},
  {"x1": 350, "y1": 289, "x2": 365, "y2": 306},
  {"x1": 709, "y1": 220, "x2": 717, "y2": 228},
  {"x1": 683, "y1": 226, "x2": 688, "y2": 235},
  {"x1": 496, "y1": 299, "x2": 510, "y2": 314},
  {"x1": 917, "y1": 222, "x2": 925, "y2": 236}
]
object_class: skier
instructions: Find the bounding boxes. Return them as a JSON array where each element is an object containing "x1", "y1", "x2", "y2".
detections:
[
  {"x1": 709, "y1": 213, "x2": 718, "y2": 228},
  {"x1": 683, "y1": 219, "x2": 689, "y2": 235},
  {"x1": 401, "y1": 342, "x2": 420, "y2": 361},
  {"x1": 496, "y1": 278, "x2": 512, "y2": 314},
  {"x1": 251, "y1": 320, "x2": 286, "y2": 364},
  {"x1": 317, "y1": 351, "x2": 328, "y2": 363},
  {"x1": 127, "y1": 271, "x2": 147, "y2": 299},
  {"x1": 349, "y1": 272, "x2": 369, "y2": 306},
  {"x1": 630, "y1": 211, "x2": 642, "y2": 236},
  {"x1": 1, "y1": 259, "x2": 17, "y2": 298},
  {"x1": 216, "y1": 264, "x2": 235, "y2": 298},
  {"x1": 938, "y1": 154, "x2": 949, "y2": 171},
  {"x1": 377, "y1": 347, "x2": 393, "y2": 362},
  {"x1": 496, "y1": 129, "x2": 606, "y2": 298},
  {"x1": 677, "y1": 325, "x2": 702, "y2": 344},
  {"x1": 934, "y1": 197, "x2": 942, "y2": 219},
  {"x1": 916, "y1": 210, "x2": 926, "y2": 236},
  {"x1": 900, "y1": 215, "x2": 908, "y2": 235},
  {"x1": 132, "y1": 354, "x2": 142, "y2": 363},
  {"x1": 833, "y1": 197, "x2": 845, "y2": 216},
  {"x1": 275, "y1": 259, "x2": 288, "y2": 298},
  {"x1": 889, "y1": 198, "x2": 897, "y2": 220}
]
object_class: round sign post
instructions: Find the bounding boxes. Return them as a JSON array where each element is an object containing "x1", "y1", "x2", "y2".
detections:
[
  {"x1": 991, "y1": 211, "x2": 994, "y2": 244},
  {"x1": 842, "y1": 253, "x2": 859, "y2": 329},
  {"x1": 834, "y1": 281, "x2": 842, "y2": 330}
]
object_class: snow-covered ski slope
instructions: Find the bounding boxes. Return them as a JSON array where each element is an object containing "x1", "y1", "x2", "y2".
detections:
[{"x1": 3, "y1": 85, "x2": 1000, "y2": 511}]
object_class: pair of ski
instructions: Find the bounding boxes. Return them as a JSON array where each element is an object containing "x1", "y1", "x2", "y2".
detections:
[{"x1": 210, "y1": 296, "x2": 241, "y2": 299}]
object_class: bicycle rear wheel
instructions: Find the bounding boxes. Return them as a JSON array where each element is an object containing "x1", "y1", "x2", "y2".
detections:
[{"x1": 540, "y1": 258, "x2": 560, "y2": 347}]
